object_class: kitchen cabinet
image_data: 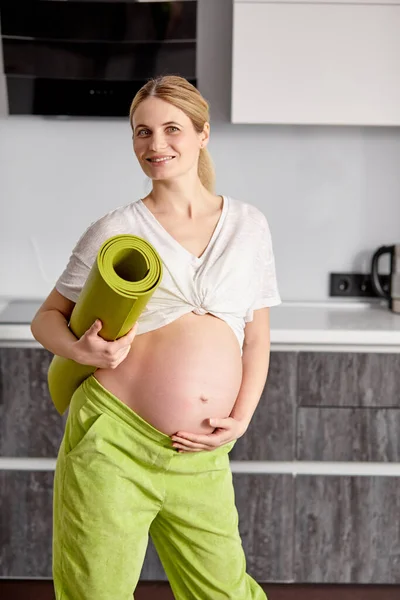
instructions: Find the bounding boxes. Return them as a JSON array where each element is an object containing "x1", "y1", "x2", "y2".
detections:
[
  {"x1": 2, "y1": 471, "x2": 398, "y2": 583},
  {"x1": 0, "y1": 470, "x2": 53, "y2": 577},
  {"x1": 297, "y1": 351, "x2": 400, "y2": 461},
  {"x1": 230, "y1": 352, "x2": 297, "y2": 461},
  {"x1": 295, "y1": 475, "x2": 400, "y2": 583},
  {"x1": 0, "y1": 348, "x2": 65, "y2": 457},
  {"x1": 297, "y1": 407, "x2": 400, "y2": 461},
  {"x1": 1, "y1": 347, "x2": 400, "y2": 583},
  {"x1": 234, "y1": 474, "x2": 294, "y2": 583},
  {"x1": 141, "y1": 474, "x2": 294, "y2": 583},
  {"x1": 234, "y1": 351, "x2": 400, "y2": 462},
  {"x1": 0, "y1": 348, "x2": 295, "y2": 581},
  {"x1": 0, "y1": 469, "x2": 294, "y2": 582},
  {"x1": 231, "y1": 0, "x2": 400, "y2": 125},
  {"x1": 297, "y1": 351, "x2": 400, "y2": 408}
]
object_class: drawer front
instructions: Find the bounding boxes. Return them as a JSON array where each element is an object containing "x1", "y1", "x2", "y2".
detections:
[
  {"x1": 295, "y1": 475, "x2": 400, "y2": 583},
  {"x1": 0, "y1": 470, "x2": 54, "y2": 577},
  {"x1": 297, "y1": 407, "x2": 400, "y2": 461},
  {"x1": 298, "y1": 352, "x2": 400, "y2": 407}
]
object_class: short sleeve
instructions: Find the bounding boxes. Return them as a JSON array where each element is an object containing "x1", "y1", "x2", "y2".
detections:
[
  {"x1": 55, "y1": 212, "x2": 121, "y2": 302},
  {"x1": 245, "y1": 214, "x2": 281, "y2": 323}
]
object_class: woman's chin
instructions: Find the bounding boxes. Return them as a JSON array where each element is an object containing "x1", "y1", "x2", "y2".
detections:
[
  {"x1": 148, "y1": 174, "x2": 173, "y2": 183},
  {"x1": 146, "y1": 170, "x2": 181, "y2": 183},
  {"x1": 142, "y1": 162, "x2": 194, "y2": 184}
]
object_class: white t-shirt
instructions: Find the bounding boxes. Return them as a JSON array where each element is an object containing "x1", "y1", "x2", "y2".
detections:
[{"x1": 55, "y1": 195, "x2": 281, "y2": 352}]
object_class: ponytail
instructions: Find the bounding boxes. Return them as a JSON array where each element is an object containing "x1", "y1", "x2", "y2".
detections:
[{"x1": 198, "y1": 147, "x2": 215, "y2": 193}]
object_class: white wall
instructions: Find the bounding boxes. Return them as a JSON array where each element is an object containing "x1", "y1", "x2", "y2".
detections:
[{"x1": 1, "y1": 0, "x2": 400, "y2": 301}]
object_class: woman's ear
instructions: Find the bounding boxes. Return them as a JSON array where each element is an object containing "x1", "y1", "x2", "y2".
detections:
[{"x1": 200, "y1": 122, "x2": 210, "y2": 148}]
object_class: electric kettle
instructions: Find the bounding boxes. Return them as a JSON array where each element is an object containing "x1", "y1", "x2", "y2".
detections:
[{"x1": 370, "y1": 245, "x2": 400, "y2": 313}]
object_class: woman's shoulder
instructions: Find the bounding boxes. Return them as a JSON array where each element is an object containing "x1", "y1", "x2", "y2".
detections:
[
  {"x1": 88, "y1": 199, "x2": 139, "y2": 230},
  {"x1": 225, "y1": 195, "x2": 269, "y2": 229},
  {"x1": 72, "y1": 200, "x2": 139, "y2": 259}
]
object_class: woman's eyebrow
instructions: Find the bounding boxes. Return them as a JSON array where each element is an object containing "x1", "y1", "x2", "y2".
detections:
[{"x1": 134, "y1": 121, "x2": 181, "y2": 130}]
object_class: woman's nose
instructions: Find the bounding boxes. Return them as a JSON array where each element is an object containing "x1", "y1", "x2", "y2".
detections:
[{"x1": 149, "y1": 133, "x2": 167, "y2": 151}]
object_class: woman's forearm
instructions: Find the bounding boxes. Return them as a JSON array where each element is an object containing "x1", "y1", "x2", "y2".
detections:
[
  {"x1": 229, "y1": 340, "x2": 271, "y2": 427},
  {"x1": 31, "y1": 310, "x2": 79, "y2": 360}
]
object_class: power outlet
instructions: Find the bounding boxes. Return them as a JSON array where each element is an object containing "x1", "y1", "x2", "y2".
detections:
[{"x1": 329, "y1": 273, "x2": 390, "y2": 298}]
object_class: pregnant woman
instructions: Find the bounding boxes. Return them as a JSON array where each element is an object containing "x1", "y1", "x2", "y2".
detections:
[{"x1": 31, "y1": 75, "x2": 281, "y2": 600}]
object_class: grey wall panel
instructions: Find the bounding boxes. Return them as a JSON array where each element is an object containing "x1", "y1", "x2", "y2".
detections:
[
  {"x1": 0, "y1": 348, "x2": 66, "y2": 457},
  {"x1": 295, "y1": 476, "x2": 400, "y2": 583},
  {"x1": 297, "y1": 407, "x2": 400, "y2": 461},
  {"x1": 231, "y1": 352, "x2": 297, "y2": 461}
]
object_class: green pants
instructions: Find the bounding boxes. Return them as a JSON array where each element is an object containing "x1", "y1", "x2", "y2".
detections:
[{"x1": 53, "y1": 375, "x2": 267, "y2": 600}]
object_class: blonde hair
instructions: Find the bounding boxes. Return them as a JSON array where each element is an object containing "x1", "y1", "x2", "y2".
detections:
[{"x1": 129, "y1": 75, "x2": 215, "y2": 193}]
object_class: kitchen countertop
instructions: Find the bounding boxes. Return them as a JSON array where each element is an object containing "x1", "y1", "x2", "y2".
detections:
[{"x1": 0, "y1": 299, "x2": 399, "y2": 349}]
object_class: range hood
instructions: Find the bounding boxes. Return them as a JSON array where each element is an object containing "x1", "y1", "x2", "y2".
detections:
[{"x1": 0, "y1": 0, "x2": 197, "y2": 117}]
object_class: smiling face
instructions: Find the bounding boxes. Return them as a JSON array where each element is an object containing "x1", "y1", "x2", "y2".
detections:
[{"x1": 131, "y1": 96, "x2": 209, "y2": 183}]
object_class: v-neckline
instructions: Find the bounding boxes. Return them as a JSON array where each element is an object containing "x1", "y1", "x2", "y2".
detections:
[{"x1": 137, "y1": 195, "x2": 228, "y2": 264}]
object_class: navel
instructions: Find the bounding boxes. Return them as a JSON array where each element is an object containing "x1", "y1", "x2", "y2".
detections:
[{"x1": 200, "y1": 395, "x2": 209, "y2": 403}]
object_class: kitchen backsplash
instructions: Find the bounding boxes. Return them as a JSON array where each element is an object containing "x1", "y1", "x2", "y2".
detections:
[{"x1": 1, "y1": 0, "x2": 400, "y2": 302}]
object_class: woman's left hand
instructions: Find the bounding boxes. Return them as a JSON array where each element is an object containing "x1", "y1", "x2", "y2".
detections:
[{"x1": 171, "y1": 416, "x2": 248, "y2": 452}]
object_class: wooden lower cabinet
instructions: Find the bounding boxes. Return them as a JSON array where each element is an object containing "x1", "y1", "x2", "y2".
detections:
[
  {"x1": 230, "y1": 352, "x2": 297, "y2": 461},
  {"x1": 0, "y1": 471, "x2": 53, "y2": 577},
  {"x1": 1, "y1": 349, "x2": 400, "y2": 586},
  {"x1": 297, "y1": 407, "x2": 400, "y2": 462},
  {"x1": 0, "y1": 348, "x2": 65, "y2": 457},
  {"x1": 295, "y1": 475, "x2": 400, "y2": 584},
  {"x1": 297, "y1": 352, "x2": 400, "y2": 408},
  {"x1": 0, "y1": 470, "x2": 294, "y2": 583},
  {"x1": 141, "y1": 473, "x2": 294, "y2": 583},
  {"x1": 1, "y1": 469, "x2": 400, "y2": 584},
  {"x1": 234, "y1": 474, "x2": 294, "y2": 583}
]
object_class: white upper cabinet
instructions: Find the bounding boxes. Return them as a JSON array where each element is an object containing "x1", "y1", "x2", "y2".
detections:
[{"x1": 231, "y1": 0, "x2": 400, "y2": 125}]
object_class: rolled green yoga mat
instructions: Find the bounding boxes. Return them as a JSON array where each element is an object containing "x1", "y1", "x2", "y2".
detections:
[{"x1": 48, "y1": 234, "x2": 163, "y2": 415}]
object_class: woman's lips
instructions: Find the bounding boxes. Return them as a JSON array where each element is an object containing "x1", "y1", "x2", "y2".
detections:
[{"x1": 146, "y1": 156, "x2": 176, "y2": 165}]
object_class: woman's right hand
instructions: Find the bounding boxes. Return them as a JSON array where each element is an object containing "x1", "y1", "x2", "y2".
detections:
[{"x1": 73, "y1": 319, "x2": 138, "y2": 369}]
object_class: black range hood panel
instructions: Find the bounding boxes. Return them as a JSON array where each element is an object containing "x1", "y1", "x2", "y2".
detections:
[
  {"x1": 6, "y1": 76, "x2": 197, "y2": 117},
  {"x1": 0, "y1": 0, "x2": 198, "y2": 117}
]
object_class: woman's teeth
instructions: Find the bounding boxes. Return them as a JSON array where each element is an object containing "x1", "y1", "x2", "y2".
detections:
[{"x1": 148, "y1": 156, "x2": 174, "y2": 163}]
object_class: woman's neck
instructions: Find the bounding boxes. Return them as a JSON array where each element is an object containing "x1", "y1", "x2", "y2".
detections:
[{"x1": 145, "y1": 179, "x2": 216, "y2": 218}]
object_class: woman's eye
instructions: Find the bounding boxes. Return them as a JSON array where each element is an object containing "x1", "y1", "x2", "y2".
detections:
[
  {"x1": 167, "y1": 126, "x2": 179, "y2": 133},
  {"x1": 137, "y1": 129, "x2": 150, "y2": 136}
]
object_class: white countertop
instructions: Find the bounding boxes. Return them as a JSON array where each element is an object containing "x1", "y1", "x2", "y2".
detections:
[
  {"x1": 270, "y1": 302, "x2": 400, "y2": 347},
  {"x1": 0, "y1": 299, "x2": 399, "y2": 350}
]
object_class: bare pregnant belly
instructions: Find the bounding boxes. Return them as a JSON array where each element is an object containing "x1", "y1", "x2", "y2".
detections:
[{"x1": 94, "y1": 312, "x2": 243, "y2": 436}]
